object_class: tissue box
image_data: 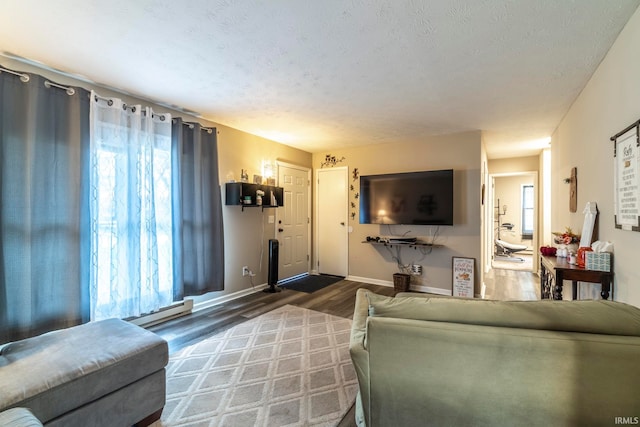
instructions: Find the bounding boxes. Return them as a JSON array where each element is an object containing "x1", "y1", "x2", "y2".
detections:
[{"x1": 585, "y1": 252, "x2": 611, "y2": 272}]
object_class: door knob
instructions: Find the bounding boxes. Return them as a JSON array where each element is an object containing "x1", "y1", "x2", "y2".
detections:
[
  {"x1": 278, "y1": 228, "x2": 284, "y2": 232},
  {"x1": 340, "y1": 222, "x2": 345, "y2": 226}
]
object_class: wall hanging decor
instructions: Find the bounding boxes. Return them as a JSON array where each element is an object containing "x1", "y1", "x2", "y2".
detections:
[
  {"x1": 351, "y1": 168, "x2": 359, "y2": 221},
  {"x1": 569, "y1": 167, "x2": 577, "y2": 212},
  {"x1": 320, "y1": 154, "x2": 345, "y2": 168},
  {"x1": 610, "y1": 122, "x2": 640, "y2": 231}
]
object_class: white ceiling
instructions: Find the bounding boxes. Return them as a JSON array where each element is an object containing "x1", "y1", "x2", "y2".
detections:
[{"x1": 1, "y1": 0, "x2": 639, "y2": 158}]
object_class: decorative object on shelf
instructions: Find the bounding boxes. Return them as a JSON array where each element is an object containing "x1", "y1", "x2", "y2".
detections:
[
  {"x1": 611, "y1": 123, "x2": 640, "y2": 231},
  {"x1": 552, "y1": 227, "x2": 580, "y2": 245},
  {"x1": 261, "y1": 160, "x2": 274, "y2": 180},
  {"x1": 579, "y1": 202, "x2": 598, "y2": 246},
  {"x1": 320, "y1": 154, "x2": 345, "y2": 168},
  {"x1": 452, "y1": 257, "x2": 474, "y2": 298},
  {"x1": 266, "y1": 177, "x2": 276, "y2": 186},
  {"x1": 253, "y1": 174, "x2": 262, "y2": 184},
  {"x1": 553, "y1": 227, "x2": 580, "y2": 256},
  {"x1": 256, "y1": 190, "x2": 264, "y2": 206},
  {"x1": 240, "y1": 169, "x2": 249, "y2": 183},
  {"x1": 576, "y1": 201, "x2": 599, "y2": 267},
  {"x1": 540, "y1": 245, "x2": 557, "y2": 256},
  {"x1": 577, "y1": 246, "x2": 593, "y2": 268}
]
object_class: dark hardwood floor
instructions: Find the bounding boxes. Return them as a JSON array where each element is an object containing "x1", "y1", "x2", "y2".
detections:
[
  {"x1": 149, "y1": 279, "x2": 395, "y2": 353},
  {"x1": 150, "y1": 268, "x2": 539, "y2": 353}
]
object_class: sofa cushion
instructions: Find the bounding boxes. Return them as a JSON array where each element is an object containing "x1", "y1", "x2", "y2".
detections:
[
  {"x1": 0, "y1": 318, "x2": 168, "y2": 423},
  {"x1": 0, "y1": 408, "x2": 43, "y2": 427},
  {"x1": 366, "y1": 292, "x2": 640, "y2": 336}
]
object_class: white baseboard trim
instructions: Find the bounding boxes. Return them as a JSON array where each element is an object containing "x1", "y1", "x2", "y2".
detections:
[
  {"x1": 347, "y1": 275, "x2": 392, "y2": 287},
  {"x1": 193, "y1": 283, "x2": 269, "y2": 312},
  {"x1": 347, "y1": 275, "x2": 452, "y2": 296}
]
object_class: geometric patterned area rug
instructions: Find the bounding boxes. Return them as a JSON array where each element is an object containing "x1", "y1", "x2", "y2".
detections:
[{"x1": 152, "y1": 305, "x2": 358, "y2": 427}]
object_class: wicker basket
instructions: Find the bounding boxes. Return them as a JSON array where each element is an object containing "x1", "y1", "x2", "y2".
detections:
[{"x1": 392, "y1": 273, "x2": 411, "y2": 293}]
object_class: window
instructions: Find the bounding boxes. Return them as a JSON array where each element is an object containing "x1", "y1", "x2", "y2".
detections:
[
  {"x1": 90, "y1": 95, "x2": 174, "y2": 321},
  {"x1": 521, "y1": 185, "x2": 534, "y2": 240}
]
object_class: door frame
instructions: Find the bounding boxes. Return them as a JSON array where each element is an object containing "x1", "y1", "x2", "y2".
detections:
[
  {"x1": 314, "y1": 166, "x2": 349, "y2": 276},
  {"x1": 487, "y1": 171, "x2": 539, "y2": 274},
  {"x1": 276, "y1": 160, "x2": 311, "y2": 277}
]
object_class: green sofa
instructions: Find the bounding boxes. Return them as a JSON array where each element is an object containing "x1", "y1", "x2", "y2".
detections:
[{"x1": 349, "y1": 289, "x2": 640, "y2": 427}]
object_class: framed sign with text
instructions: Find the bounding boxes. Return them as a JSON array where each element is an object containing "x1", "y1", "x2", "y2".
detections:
[
  {"x1": 452, "y1": 257, "x2": 474, "y2": 298},
  {"x1": 613, "y1": 126, "x2": 640, "y2": 231}
]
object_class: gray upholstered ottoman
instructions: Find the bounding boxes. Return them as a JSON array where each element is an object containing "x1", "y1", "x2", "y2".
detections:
[
  {"x1": 0, "y1": 319, "x2": 168, "y2": 427},
  {"x1": 0, "y1": 408, "x2": 43, "y2": 427}
]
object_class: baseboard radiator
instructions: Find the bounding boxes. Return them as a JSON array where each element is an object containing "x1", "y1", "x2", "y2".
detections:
[{"x1": 129, "y1": 299, "x2": 194, "y2": 328}]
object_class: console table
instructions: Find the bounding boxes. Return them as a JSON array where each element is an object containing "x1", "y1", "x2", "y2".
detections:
[{"x1": 539, "y1": 254, "x2": 613, "y2": 300}]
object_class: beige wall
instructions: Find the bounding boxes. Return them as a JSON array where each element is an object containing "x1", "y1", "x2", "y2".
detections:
[
  {"x1": 493, "y1": 175, "x2": 535, "y2": 246},
  {"x1": 214, "y1": 127, "x2": 311, "y2": 302},
  {"x1": 1, "y1": 57, "x2": 312, "y2": 304},
  {"x1": 489, "y1": 156, "x2": 539, "y2": 175},
  {"x1": 552, "y1": 6, "x2": 640, "y2": 307},
  {"x1": 312, "y1": 131, "x2": 483, "y2": 295}
]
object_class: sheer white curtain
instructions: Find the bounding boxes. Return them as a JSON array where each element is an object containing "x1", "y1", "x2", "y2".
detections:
[{"x1": 89, "y1": 91, "x2": 173, "y2": 320}]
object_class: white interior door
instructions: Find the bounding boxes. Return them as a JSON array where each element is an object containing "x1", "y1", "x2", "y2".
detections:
[
  {"x1": 316, "y1": 167, "x2": 348, "y2": 276},
  {"x1": 277, "y1": 163, "x2": 310, "y2": 280}
]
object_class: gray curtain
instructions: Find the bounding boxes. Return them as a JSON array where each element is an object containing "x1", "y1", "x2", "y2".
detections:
[
  {"x1": 0, "y1": 69, "x2": 90, "y2": 343},
  {"x1": 172, "y1": 119, "x2": 224, "y2": 298}
]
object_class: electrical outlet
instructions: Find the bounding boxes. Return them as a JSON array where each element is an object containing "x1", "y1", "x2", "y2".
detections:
[{"x1": 242, "y1": 266, "x2": 250, "y2": 276}]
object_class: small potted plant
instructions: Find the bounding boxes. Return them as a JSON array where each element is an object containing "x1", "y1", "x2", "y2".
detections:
[{"x1": 552, "y1": 227, "x2": 580, "y2": 254}]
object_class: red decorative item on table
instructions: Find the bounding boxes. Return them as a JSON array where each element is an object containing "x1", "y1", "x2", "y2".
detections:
[
  {"x1": 577, "y1": 246, "x2": 593, "y2": 268},
  {"x1": 540, "y1": 246, "x2": 557, "y2": 256}
]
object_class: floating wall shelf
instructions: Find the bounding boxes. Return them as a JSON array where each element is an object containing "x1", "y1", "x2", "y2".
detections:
[{"x1": 225, "y1": 182, "x2": 284, "y2": 211}]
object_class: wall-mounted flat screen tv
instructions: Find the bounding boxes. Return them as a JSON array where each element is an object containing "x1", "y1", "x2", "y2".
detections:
[{"x1": 359, "y1": 169, "x2": 454, "y2": 225}]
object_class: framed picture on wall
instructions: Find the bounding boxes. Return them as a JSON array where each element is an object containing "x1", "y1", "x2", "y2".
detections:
[
  {"x1": 613, "y1": 127, "x2": 640, "y2": 231},
  {"x1": 452, "y1": 257, "x2": 474, "y2": 298}
]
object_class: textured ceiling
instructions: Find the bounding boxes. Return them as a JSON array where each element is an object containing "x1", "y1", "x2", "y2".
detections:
[{"x1": 1, "y1": 0, "x2": 639, "y2": 158}]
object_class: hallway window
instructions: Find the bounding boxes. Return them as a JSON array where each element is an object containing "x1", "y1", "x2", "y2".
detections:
[{"x1": 521, "y1": 185, "x2": 534, "y2": 239}]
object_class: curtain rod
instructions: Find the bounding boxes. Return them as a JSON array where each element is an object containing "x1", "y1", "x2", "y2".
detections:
[
  {"x1": 177, "y1": 120, "x2": 215, "y2": 134},
  {"x1": 4, "y1": 61, "x2": 217, "y2": 132},
  {"x1": 93, "y1": 93, "x2": 168, "y2": 121},
  {"x1": 0, "y1": 66, "x2": 30, "y2": 82},
  {"x1": 44, "y1": 80, "x2": 75, "y2": 95},
  {"x1": 2, "y1": 65, "x2": 76, "y2": 95}
]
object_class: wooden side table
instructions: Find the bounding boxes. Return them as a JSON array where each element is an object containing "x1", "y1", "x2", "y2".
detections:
[{"x1": 539, "y1": 254, "x2": 613, "y2": 300}]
